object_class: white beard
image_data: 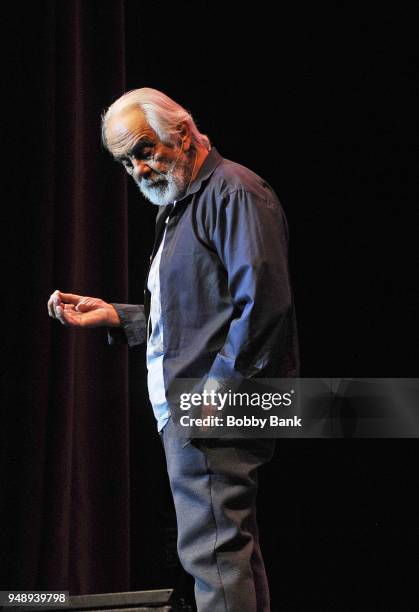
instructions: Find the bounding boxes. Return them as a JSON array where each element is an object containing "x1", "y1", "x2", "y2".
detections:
[{"x1": 136, "y1": 158, "x2": 192, "y2": 206}]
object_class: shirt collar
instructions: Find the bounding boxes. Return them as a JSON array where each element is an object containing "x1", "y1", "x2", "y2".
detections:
[{"x1": 176, "y1": 147, "x2": 223, "y2": 202}]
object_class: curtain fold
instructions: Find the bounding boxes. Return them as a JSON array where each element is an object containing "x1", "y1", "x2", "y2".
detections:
[{"x1": 1, "y1": 0, "x2": 132, "y2": 594}]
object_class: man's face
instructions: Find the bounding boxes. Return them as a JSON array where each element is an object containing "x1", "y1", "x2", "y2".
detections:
[{"x1": 106, "y1": 107, "x2": 193, "y2": 206}]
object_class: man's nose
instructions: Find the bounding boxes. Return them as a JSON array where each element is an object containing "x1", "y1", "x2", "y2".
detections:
[{"x1": 130, "y1": 158, "x2": 152, "y2": 179}]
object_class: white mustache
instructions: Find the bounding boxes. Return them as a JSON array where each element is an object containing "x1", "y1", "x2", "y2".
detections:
[{"x1": 138, "y1": 174, "x2": 167, "y2": 187}]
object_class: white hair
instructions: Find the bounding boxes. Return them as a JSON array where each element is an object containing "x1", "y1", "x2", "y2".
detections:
[{"x1": 102, "y1": 87, "x2": 210, "y2": 155}]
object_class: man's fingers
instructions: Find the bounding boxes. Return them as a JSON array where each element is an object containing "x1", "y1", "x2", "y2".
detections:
[
  {"x1": 48, "y1": 290, "x2": 85, "y2": 319},
  {"x1": 63, "y1": 303, "x2": 76, "y2": 312},
  {"x1": 55, "y1": 304, "x2": 68, "y2": 326},
  {"x1": 56, "y1": 305, "x2": 84, "y2": 327},
  {"x1": 47, "y1": 297, "x2": 55, "y2": 317},
  {"x1": 58, "y1": 291, "x2": 83, "y2": 305},
  {"x1": 74, "y1": 297, "x2": 103, "y2": 312},
  {"x1": 75, "y1": 302, "x2": 93, "y2": 313},
  {"x1": 48, "y1": 290, "x2": 62, "y2": 318}
]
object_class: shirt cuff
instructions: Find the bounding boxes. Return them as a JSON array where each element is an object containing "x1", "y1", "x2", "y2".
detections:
[{"x1": 107, "y1": 303, "x2": 147, "y2": 347}]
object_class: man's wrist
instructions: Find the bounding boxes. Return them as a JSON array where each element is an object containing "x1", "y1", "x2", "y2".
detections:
[{"x1": 107, "y1": 304, "x2": 122, "y2": 327}]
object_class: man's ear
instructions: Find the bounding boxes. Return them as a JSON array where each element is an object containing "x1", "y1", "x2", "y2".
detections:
[{"x1": 177, "y1": 122, "x2": 192, "y2": 152}]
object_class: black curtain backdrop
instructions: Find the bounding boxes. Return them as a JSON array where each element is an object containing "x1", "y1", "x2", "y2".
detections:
[
  {"x1": 1, "y1": 1, "x2": 418, "y2": 609},
  {"x1": 2, "y1": 0, "x2": 134, "y2": 595}
]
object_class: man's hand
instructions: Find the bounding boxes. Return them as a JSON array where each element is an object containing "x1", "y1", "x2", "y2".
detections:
[{"x1": 47, "y1": 290, "x2": 121, "y2": 328}]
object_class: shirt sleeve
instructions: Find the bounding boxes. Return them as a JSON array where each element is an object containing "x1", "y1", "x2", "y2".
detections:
[
  {"x1": 204, "y1": 187, "x2": 295, "y2": 389},
  {"x1": 107, "y1": 303, "x2": 147, "y2": 347}
]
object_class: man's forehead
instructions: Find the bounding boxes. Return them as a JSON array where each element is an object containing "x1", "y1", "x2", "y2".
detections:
[{"x1": 106, "y1": 107, "x2": 157, "y2": 153}]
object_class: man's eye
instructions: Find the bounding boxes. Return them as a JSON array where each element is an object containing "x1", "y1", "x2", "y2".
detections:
[
  {"x1": 141, "y1": 149, "x2": 153, "y2": 160},
  {"x1": 131, "y1": 143, "x2": 154, "y2": 161}
]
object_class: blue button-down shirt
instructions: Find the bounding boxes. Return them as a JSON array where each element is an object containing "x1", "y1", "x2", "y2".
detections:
[
  {"x1": 146, "y1": 213, "x2": 172, "y2": 432},
  {"x1": 109, "y1": 148, "x2": 299, "y2": 430}
]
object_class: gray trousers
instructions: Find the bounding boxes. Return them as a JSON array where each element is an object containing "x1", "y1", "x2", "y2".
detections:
[{"x1": 160, "y1": 416, "x2": 275, "y2": 612}]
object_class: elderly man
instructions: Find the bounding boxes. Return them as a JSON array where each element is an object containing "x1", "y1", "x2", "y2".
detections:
[{"x1": 48, "y1": 88, "x2": 299, "y2": 612}]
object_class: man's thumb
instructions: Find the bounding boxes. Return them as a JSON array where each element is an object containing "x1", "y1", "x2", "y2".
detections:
[{"x1": 75, "y1": 301, "x2": 92, "y2": 312}]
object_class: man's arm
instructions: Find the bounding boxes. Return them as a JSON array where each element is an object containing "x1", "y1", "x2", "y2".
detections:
[{"x1": 204, "y1": 187, "x2": 295, "y2": 389}]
